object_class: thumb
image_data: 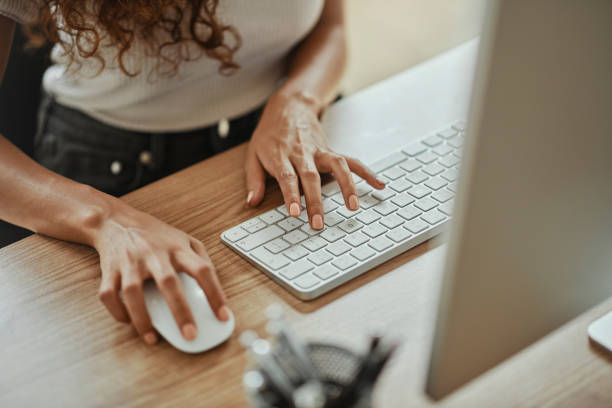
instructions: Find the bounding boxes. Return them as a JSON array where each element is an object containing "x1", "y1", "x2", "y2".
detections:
[{"x1": 245, "y1": 151, "x2": 266, "y2": 207}]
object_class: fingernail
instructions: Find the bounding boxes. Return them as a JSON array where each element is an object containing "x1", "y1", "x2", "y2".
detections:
[
  {"x1": 289, "y1": 202, "x2": 301, "y2": 217},
  {"x1": 349, "y1": 194, "x2": 359, "y2": 211},
  {"x1": 246, "y1": 191, "x2": 254, "y2": 205},
  {"x1": 182, "y1": 323, "x2": 197, "y2": 341},
  {"x1": 312, "y1": 214, "x2": 323, "y2": 230},
  {"x1": 218, "y1": 305, "x2": 231, "y2": 322},
  {"x1": 144, "y1": 332, "x2": 158, "y2": 345}
]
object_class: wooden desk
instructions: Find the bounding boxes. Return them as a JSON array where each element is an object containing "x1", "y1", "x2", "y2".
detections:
[{"x1": 1, "y1": 41, "x2": 611, "y2": 407}]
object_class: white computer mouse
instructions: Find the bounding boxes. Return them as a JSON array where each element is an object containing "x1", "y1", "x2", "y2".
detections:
[{"x1": 143, "y1": 272, "x2": 235, "y2": 353}]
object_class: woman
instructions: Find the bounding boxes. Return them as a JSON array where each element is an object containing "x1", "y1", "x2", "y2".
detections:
[{"x1": 0, "y1": 0, "x2": 384, "y2": 345}]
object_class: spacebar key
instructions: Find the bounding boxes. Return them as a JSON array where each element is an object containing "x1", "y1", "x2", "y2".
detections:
[
  {"x1": 235, "y1": 225, "x2": 284, "y2": 252},
  {"x1": 370, "y1": 151, "x2": 407, "y2": 173}
]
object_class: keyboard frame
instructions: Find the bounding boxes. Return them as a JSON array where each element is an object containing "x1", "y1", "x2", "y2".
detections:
[{"x1": 221, "y1": 121, "x2": 464, "y2": 300}]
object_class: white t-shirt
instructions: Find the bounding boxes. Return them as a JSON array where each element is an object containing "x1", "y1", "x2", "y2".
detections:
[{"x1": 0, "y1": 0, "x2": 325, "y2": 132}]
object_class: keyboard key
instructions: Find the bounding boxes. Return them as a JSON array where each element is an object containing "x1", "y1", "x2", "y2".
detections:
[
  {"x1": 399, "y1": 159, "x2": 421, "y2": 172},
  {"x1": 415, "y1": 197, "x2": 438, "y2": 212},
  {"x1": 404, "y1": 218, "x2": 429, "y2": 234},
  {"x1": 314, "y1": 265, "x2": 339, "y2": 281},
  {"x1": 408, "y1": 185, "x2": 432, "y2": 199},
  {"x1": 371, "y1": 189, "x2": 395, "y2": 201},
  {"x1": 359, "y1": 195, "x2": 380, "y2": 209},
  {"x1": 350, "y1": 246, "x2": 376, "y2": 261},
  {"x1": 326, "y1": 241, "x2": 351, "y2": 256},
  {"x1": 320, "y1": 227, "x2": 346, "y2": 242},
  {"x1": 251, "y1": 247, "x2": 290, "y2": 271},
  {"x1": 321, "y1": 181, "x2": 340, "y2": 197},
  {"x1": 423, "y1": 163, "x2": 446, "y2": 176},
  {"x1": 439, "y1": 155, "x2": 460, "y2": 168},
  {"x1": 451, "y1": 121, "x2": 466, "y2": 132},
  {"x1": 338, "y1": 218, "x2": 363, "y2": 234},
  {"x1": 241, "y1": 219, "x2": 267, "y2": 233},
  {"x1": 386, "y1": 228, "x2": 412, "y2": 243},
  {"x1": 259, "y1": 210, "x2": 284, "y2": 225},
  {"x1": 332, "y1": 254, "x2": 358, "y2": 270},
  {"x1": 278, "y1": 217, "x2": 303, "y2": 232},
  {"x1": 265, "y1": 238, "x2": 290, "y2": 254},
  {"x1": 416, "y1": 151, "x2": 438, "y2": 164},
  {"x1": 397, "y1": 206, "x2": 422, "y2": 221},
  {"x1": 407, "y1": 171, "x2": 428, "y2": 185},
  {"x1": 302, "y1": 236, "x2": 327, "y2": 252},
  {"x1": 294, "y1": 273, "x2": 320, "y2": 289},
  {"x1": 373, "y1": 201, "x2": 398, "y2": 216},
  {"x1": 362, "y1": 223, "x2": 387, "y2": 238},
  {"x1": 441, "y1": 169, "x2": 459, "y2": 182},
  {"x1": 284, "y1": 230, "x2": 308, "y2": 245},
  {"x1": 283, "y1": 245, "x2": 309, "y2": 261},
  {"x1": 324, "y1": 212, "x2": 344, "y2": 227},
  {"x1": 380, "y1": 214, "x2": 405, "y2": 229},
  {"x1": 391, "y1": 193, "x2": 415, "y2": 207},
  {"x1": 370, "y1": 151, "x2": 407, "y2": 173},
  {"x1": 425, "y1": 177, "x2": 448, "y2": 191},
  {"x1": 336, "y1": 206, "x2": 362, "y2": 218},
  {"x1": 355, "y1": 183, "x2": 373, "y2": 197},
  {"x1": 300, "y1": 224, "x2": 320, "y2": 236},
  {"x1": 331, "y1": 192, "x2": 346, "y2": 205},
  {"x1": 224, "y1": 226, "x2": 248, "y2": 243},
  {"x1": 369, "y1": 236, "x2": 394, "y2": 252},
  {"x1": 402, "y1": 143, "x2": 427, "y2": 157},
  {"x1": 433, "y1": 144, "x2": 453, "y2": 156},
  {"x1": 432, "y1": 189, "x2": 454, "y2": 203},
  {"x1": 322, "y1": 198, "x2": 339, "y2": 213},
  {"x1": 308, "y1": 249, "x2": 333, "y2": 266},
  {"x1": 448, "y1": 136, "x2": 464, "y2": 149},
  {"x1": 383, "y1": 167, "x2": 406, "y2": 180},
  {"x1": 280, "y1": 259, "x2": 314, "y2": 280},
  {"x1": 277, "y1": 205, "x2": 290, "y2": 217},
  {"x1": 388, "y1": 178, "x2": 412, "y2": 193},
  {"x1": 298, "y1": 211, "x2": 309, "y2": 223},
  {"x1": 344, "y1": 231, "x2": 369, "y2": 247},
  {"x1": 423, "y1": 135, "x2": 443, "y2": 147},
  {"x1": 447, "y1": 181, "x2": 458, "y2": 192},
  {"x1": 356, "y1": 209, "x2": 381, "y2": 225},
  {"x1": 438, "y1": 201, "x2": 454, "y2": 216},
  {"x1": 422, "y1": 210, "x2": 446, "y2": 225},
  {"x1": 236, "y1": 225, "x2": 284, "y2": 251},
  {"x1": 439, "y1": 128, "x2": 459, "y2": 138}
]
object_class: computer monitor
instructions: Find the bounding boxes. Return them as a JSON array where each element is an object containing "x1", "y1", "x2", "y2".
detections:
[{"x1": 425, "y1": 0, "x2": 612, "y2": 399}]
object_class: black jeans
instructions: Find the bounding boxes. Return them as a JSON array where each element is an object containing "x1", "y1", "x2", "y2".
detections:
[{"x1": 34, "y1": 93, "x2": 263, "y2": 197}]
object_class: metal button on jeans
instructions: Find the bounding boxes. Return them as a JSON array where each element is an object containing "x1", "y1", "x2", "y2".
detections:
[
  {"x1": 139, "y1": 151, "x2": 153, "y2": 166},
  {"x1": 218, "y1": 118, "x2": 230, "y2": 138},
  {"x1": 110, "y1": 160, "x2": 122, "y2": 175}
]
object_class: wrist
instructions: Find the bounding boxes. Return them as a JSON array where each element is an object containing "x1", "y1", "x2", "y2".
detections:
[{"x1": 272, "y1": 86, "x2": 324, "y2": 116}]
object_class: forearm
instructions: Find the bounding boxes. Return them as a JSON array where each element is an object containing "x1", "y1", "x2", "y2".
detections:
[
  {"x1": 276, "y1": 0, "x2": 347, "y2": 114},
  {"x1": 0, "y1": 135, "x2": 130, "y2": 247}
]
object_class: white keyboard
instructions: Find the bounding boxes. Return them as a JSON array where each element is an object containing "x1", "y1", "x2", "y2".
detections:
[{"x1": 221, "y1": 121, "x2": 465, "y2": 300}]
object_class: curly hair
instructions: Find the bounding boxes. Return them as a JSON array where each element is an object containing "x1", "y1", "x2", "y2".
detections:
[{"x1": 25, "y1": 0, "x2": 241, "y2": 77}]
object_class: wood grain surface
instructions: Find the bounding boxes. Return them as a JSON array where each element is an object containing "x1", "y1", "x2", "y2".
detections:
[{"x1": 1, "y1": 143, "x2": 611, "y2": 407}]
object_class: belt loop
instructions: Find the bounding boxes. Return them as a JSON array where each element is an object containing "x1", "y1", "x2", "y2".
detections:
[{"x1": 34, "y1": 90, "x2": 54, "y2": 147}]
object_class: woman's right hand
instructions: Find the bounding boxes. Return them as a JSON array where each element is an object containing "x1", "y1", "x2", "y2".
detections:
[{"x1": 92, "y1": 204, "x2": 230, "y2": 345}]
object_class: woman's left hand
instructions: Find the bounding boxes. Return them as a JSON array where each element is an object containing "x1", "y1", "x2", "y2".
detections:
[{"x1": 245, "y1": 91, "x2": 385, "y2": 230}]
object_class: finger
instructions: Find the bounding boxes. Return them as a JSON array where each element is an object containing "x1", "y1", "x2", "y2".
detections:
[
  {"x1": 274, "y1": 158, "x2": 302, "y2": 217},
  {"x1": 121, "y1": 271, "x2": 157, "y2": 345},
  {"x1": 147, "y1": 256, "x2": 197, "y2": 341},
  {"x1": 173, "y1": 250, "x2": 231, "y2": 322},
  {"x1": 98, "y1": 268, "x2": 130, "y2": 323},
  {"x1": 245, "y1": 149, "x2": 266, "y2": 207},
  {"x1": 320, "y1": 153, "x2": 359, "y2": 211},
  {"x1": 345, "y1": 156, "x2": 386, "y2": 190},
  {"x1": 293, "y1": 158, "x2": 324, "y2": 230}
]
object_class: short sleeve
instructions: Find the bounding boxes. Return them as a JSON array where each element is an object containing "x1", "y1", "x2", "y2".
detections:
[{"x1": 0, "y1": 0, "x2": 38, "y2": 24}]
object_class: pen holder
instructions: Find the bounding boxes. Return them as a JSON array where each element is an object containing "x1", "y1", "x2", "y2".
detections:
[{"x1": 245, "y1": 341, "x2": 374, "y2": 408}]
